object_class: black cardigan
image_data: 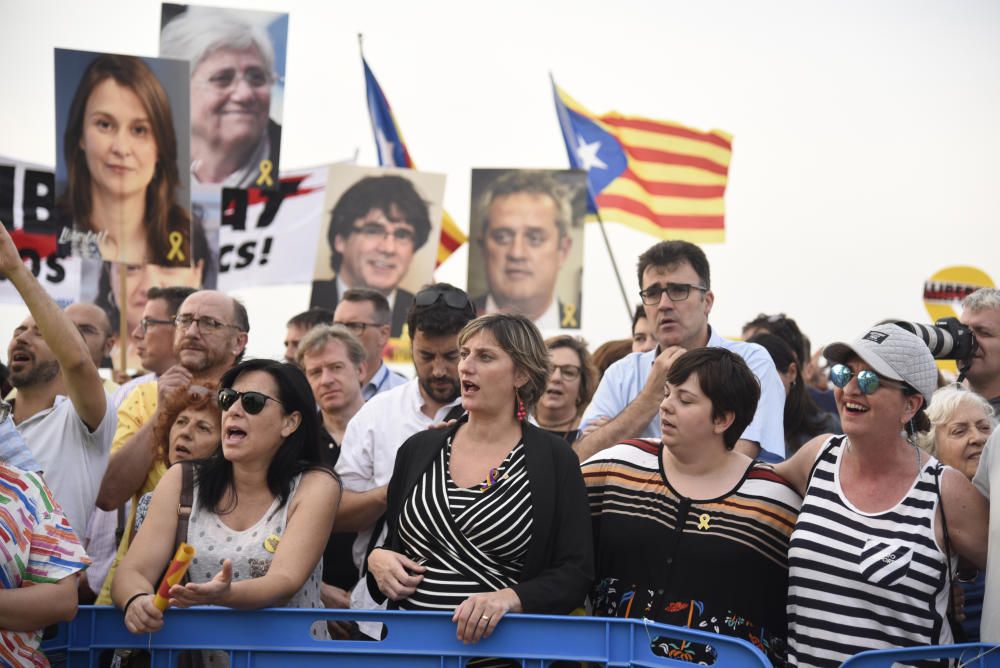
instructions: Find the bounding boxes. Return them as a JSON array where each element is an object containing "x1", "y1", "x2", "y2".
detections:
[{"x1": 367, "y1": 417, "x2": 594, "y2": 614}]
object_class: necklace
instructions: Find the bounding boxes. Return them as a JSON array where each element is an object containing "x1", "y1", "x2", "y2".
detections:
[{"x1": 536, "y1": 413, "x2": 577, "y2": 430}]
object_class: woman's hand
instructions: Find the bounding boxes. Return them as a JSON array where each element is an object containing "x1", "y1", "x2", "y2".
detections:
[
  {"x1": 452, "y1": 588, "x2": 522, "y2": 644},
  {"x1": 367, "y1": 548, "x2": 425, "y2": 601},
  {"x1": 168, "y1": 560, "x2": 232, "y2": 608},
  {"x1": 124, "y1": 594, "x2": 164, "y2": 634}
]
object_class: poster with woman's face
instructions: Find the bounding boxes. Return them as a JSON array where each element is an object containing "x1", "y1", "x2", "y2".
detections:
[
  {"x1": 310, "y1": 164, "x2": 446, "y2": 339},
  {"x1": 54, "y1": 49, "x2": 192, "y2": 269},
  {"x1": 160, "y1": 3, "x2": 289, "y2": 190},
  {"x1": 467, "y1": 169, "x2": 587, "y2": 331}
]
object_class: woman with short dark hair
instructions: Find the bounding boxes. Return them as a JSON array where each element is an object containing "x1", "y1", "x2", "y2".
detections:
[{"x1": 582, "y1": 347, "x2": 801, "y2": 663}]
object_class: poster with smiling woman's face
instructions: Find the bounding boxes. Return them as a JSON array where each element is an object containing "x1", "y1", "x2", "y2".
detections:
[
  {"x1": 160, "y1": 3, "x2": 289, "y2": 191},
  {"x1": 54, "y1": 49, "x2": 192, "y2": 269}
]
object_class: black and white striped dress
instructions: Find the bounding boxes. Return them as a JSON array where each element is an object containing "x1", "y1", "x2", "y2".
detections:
[
  {"x1": 397, "y1": 438, "x2": 533, "y2": 610},
  {"x1": 787, "y1": 436, "x2": 954, "y2": 667}
]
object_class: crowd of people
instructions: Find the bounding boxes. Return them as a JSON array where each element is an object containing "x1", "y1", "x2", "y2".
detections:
[{"x1": 1, "y1": 219, "x2": 999, "y2": 667}]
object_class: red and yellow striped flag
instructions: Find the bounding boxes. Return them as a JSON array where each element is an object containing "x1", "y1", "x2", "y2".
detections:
[{"x1": 553, "y1": 83, "x2": 732, "y2": 243}]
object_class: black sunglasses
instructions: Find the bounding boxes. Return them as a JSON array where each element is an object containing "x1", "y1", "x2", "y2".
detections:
[
  {"x1": 414, "y1": 287, "x2": 475, "y2": 312},
  {"x1": 218, "y1": 388, "x2": 283, "y2": 415}
]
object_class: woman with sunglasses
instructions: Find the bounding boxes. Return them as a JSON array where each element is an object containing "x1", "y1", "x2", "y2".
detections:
[
  {"x1": 367, "y1": 314, "x2": 593, "y2": 645},
  {"x1": 113, "y1": 359, "x2": 340, "y2": 635},
  {"x1": 532, "y1": 335, "x2": 598, "y2": 444},
  {"x1": 772, "y1": 324, "x2": 988, "y2": 666}
]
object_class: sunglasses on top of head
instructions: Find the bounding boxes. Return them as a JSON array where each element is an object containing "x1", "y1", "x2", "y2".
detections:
[
  {"x1": 218, "y1": 388, "x2": 283, "y2": 415},
  {"x1": 828, "y1": 363, "x2": 908, "y2": 396}
]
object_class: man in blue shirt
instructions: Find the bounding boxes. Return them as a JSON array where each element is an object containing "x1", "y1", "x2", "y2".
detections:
[{"x1": 576, "y1": 241, "x2": 785, "y2": 461}]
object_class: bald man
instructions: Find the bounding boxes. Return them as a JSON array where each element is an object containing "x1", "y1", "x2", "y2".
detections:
[{"x1": 66, "y1": 303, "x2": 118, "y2": 394}]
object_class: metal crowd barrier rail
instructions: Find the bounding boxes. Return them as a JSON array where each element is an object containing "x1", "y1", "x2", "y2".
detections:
[
  {"x1": 840, "y1": 643, "x2": 1000, "y2": 667},
  {"x1": 43, "y1": 606, "x2": 773, "y2": 667}
]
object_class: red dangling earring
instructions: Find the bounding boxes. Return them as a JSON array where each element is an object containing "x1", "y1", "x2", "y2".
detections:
[{"x1": 515, "y1": 390, "x2": 527, "y2": 422}]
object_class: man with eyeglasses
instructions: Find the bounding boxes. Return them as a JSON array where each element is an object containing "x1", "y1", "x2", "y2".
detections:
[
  {"x1": 472, "y1": 170, "x2": 579, "y2": 330},
  {"x1": 334, "y1": 283, "x2": 475, "y2": 639},
  {"x1": 575, "y1": 240, "x2": 785, "y2": 462},
  {"x1": 93, "y1": 290, "x2": 249, "y2": 602},
  {"x1": 0, "y1": 224, "x2": 116, "y2": 541},
  {"x1": 310, "y1": 175, "x2": 433, "y2": 338},
  {"x1": 333, "y1": 289, "x2": 407, "y2": 400}
]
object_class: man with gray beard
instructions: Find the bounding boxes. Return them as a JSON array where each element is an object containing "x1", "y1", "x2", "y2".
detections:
[
  {"x1": 1, "y1": 225, "x2": 116, "y2": 539},
  {"x1": 96, "y1": 290, "x2": 248, "y2": 512}
]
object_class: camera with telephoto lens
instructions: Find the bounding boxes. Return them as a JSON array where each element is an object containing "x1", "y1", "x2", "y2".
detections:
[{"x1": 892, "y1": 317, "x2": 977, "y2": 361}]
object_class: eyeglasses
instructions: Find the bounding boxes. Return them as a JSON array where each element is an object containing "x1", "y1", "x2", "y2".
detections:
[
  {"x1": 639, "y1": 282, "x2": 708, "y2": 305},
  {"x1": 551, "y1": 364, "x2": 581, "y2": 380},
  {"x1": 414, "y1": 286, "x2": 476, "y2": 312},
  {"x1": 196, "y1": 67, "x2": 277, "y2": 92},
  {"x1": 350, "y1": 223, "x2": 416, "y2": 247},
  {"x1": 828, "y1": 363, "x2": 908, "y2": 395},
  {"x1": 174, "y1": 314, "x2": 243, "y2": 333},
  {"x1": 334, "y1": 321, "x2": 381, "y2": 334},
  {"x1": 218, "y1": 388, "x2": 283, "y2": 415},
  {"x1": 140, "y1": 317, "x2": 174, "y2": 334}
]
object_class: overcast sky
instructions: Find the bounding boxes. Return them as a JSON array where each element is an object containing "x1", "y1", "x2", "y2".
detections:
[{"x1": 1, "y1": 0, "x2": 998, "y2": 364}]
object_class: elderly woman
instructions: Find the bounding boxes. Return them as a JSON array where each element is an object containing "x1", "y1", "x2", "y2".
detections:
[
  {"x1": 532, "y1": 335, "x2": 598, "y2": 444},
  {"x1": 367, "y1": 313, "x2": 593, "y2": 644},
  {"x1": 113, "y1": 360, "x2": 340, "y2": 633},
  {"x1": 582, "y1": 347, "x2": 801, "y2": 663},
  {"x1": 917, "y1": 384, "x2": 996, "y2": 641},
  {"x1": 59, "y1": 54, "x2": 190, "y2": 266},
  {"x1": 775, "y1": 324, "x2": 989, "y2": 666},
  {"x1": 161, "y1": 9, "x2": 281, "y2": 187}
]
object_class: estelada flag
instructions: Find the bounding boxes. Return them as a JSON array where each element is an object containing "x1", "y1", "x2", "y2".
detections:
[
  {"x1": 362, "y1": 56, "x2": 467, "y2": 266},
  {"x1": 552, "y1": 80, "x2": 732, "y2": 243}
]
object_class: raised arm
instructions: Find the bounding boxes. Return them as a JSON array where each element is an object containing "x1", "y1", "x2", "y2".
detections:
[
  {"x1": 574, "y1": 347, "x2": 684, "y2": 461},
  {"x1": 97, "y1": 368, "x2": 193, "y2": 509},
  {"x1": 0, "y1": 224, "x2": 105, "y2": 429}
]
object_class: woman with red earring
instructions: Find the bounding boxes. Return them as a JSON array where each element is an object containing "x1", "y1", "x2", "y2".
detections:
[{"x1": 367, "y1": 313, "x2": 593, "y2": 646}]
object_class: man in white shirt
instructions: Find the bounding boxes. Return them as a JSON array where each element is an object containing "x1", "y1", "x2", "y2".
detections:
[
  {"x1": 576, "y1": 240, "x2": 785, "y2": 462},
  {"x1": 1, "y1": 224, "x2": 115, "y2": 539},
  {"x1": 334, "y1": 283, "x2": 476, "y2": 636}
]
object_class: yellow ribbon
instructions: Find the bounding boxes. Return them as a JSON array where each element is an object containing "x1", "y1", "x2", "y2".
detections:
[
  {"x1": 256, "y1": 159, "x2": 274, "y2": 188},
  {"x1": 697, "y1": 513, "x2": 711, "y2": 530},
  {"x1": 166, "y1": 231, "x2": 185, "y2": 262},
  {"x1": 560, "y1": 303, "x2": 578, "y2": 328}
]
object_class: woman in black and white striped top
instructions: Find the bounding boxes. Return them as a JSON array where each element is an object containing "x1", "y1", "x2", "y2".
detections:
[
  {"x1": 774, "y1": 324, "x2": 989, "y2": 667},
  {"x1": 367, "y1": 314, "x2": 593, "y2": 644}
]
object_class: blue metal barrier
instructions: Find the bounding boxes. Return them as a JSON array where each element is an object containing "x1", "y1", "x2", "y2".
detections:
[
  {"x1": 841, "y1": 643, "x2": 1000, "y2": 668},
  {"x1": 43, "y1": 606, "x2": 773, "y2": 667},
  {"x1": 840, "y1": 643, "x2": 1000, "y2": 668}
]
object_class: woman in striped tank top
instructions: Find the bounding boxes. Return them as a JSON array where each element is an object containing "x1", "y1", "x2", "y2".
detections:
[
  {"x1": 773, "y1": 324, "x2": 989, "y2": 666},
  {"x1": 367, "y1": 314, "x2": 593, "y2": 645}
]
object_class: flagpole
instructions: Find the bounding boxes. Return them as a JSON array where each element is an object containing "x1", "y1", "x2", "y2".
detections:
[
  {"x1": 593, "y1": 208, "x2": 633, "y2": 323},
  {"x1": 550, "y1": 73, "x2": 633, "y2": 324},
  {"x1": 358, "y1": 34, "x2": 383, "y2": 167}
]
